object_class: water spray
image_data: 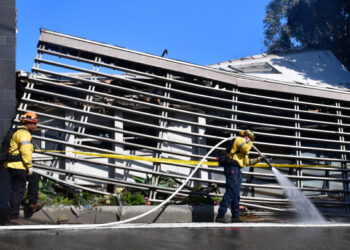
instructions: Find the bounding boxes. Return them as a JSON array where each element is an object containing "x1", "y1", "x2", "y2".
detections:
[
  {"x1": 0, "y1": 138, "x2": 327, "y2": 231},
  {"x1": 252, "y1": 145, "x2": 326, "y2": 223}
]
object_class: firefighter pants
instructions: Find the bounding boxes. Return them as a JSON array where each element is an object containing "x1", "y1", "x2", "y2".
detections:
[
  {"x1": 8, "y1": 168, "x2": 39, "y2": 220},
  {"x1": 217, "y1": 161, "x2": 242, "y2": 219}
]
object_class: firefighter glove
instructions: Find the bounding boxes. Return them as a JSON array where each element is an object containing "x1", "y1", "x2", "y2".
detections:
[{"x1": 27, "y1": 167, "x2": 33, "y2": 175}]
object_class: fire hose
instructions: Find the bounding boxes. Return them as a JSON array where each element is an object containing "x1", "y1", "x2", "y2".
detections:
[
  {"x1": 0, "y1": 137, "x2": 234, "y2": 231},
  {"x1": 251, "y1": 145, "x2": 274, "y2": 168}
]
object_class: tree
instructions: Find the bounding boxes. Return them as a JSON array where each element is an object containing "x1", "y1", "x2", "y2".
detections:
[{"x1": 263, "y1": 0, "x2": 350, "y2": 70}]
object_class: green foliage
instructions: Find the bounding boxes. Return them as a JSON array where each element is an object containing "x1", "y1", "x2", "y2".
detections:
[
  {"x1": 193, "y1": 183, "x2": 204, "y2": 191},
  {"x1": 133, "y1": 174, "x2": 177, "y2": 188},
  {"x1": 121, "y1": 191, "x2": 146, "y2": 205},
  {"x1": 158, "y1": 176, "x2": 177, "y2": 188},
  {"x1": 73, "y1": 191, "x2": 103, "y2": 206},
  {"x1": 38, "y1": 177, "x2": 148, "y2": 206},
  {"x1": 109, "y1": 195, "x2": 122, "y2": 206},
  {"x1": 263, "y1": 0, "x2": 293, "y2": 51},
  {"x1": 53, "y1": 196, "x2": 75, "y2": 206},
  {"x1": 133, "y1": 175, "x2": 151, "y2": 184},
  {"x1": 38, "y1": 177, "x2": 99, "y2": 206},
  {"x1": 37, "y1": 177, "x2": 219, "y2": 207},
  {"x1": 211, "y1": 196, "x2": 222, "y2": 203},
  {"x1": 38, "y1": 192, "x2": 50, "y2": 203},
  {"x1": 132, "y1": 175, "x2": 151, "y2": 197},
  {"x1": 264, "y1": 0, "x2": 350, "y2": 70},
  {"x1": 39, "y1": 177, "x2": 56, "y2": 197}
]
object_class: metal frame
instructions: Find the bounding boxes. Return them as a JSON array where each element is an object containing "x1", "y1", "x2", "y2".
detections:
[{"x1": 17, "y1": 29, "x2": 350, "y2": 216}]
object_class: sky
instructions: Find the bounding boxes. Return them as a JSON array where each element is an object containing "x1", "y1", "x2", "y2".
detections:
[{"x1": 16, "y1": 0, "x2": 271, "y2": 72}]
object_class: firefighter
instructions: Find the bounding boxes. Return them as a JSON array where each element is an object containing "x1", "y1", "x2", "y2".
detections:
[
  {"x1": 215, "y1": 129, "x2": 262, "y2": 223},
  {"x1": 5, "y1": 112, "x2": 44, "y2": 225}
]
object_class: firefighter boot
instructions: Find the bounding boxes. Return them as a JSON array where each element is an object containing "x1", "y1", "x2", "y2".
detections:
[
  {"x1": 24, "y1": 202, "x2": 44, "y2": 219},
  {"x1": 215, "y1": 216, "x2": 229, "y2": 223},
  {"x1": 8, "y1": 218, "x2": 28, "y2": 225}
]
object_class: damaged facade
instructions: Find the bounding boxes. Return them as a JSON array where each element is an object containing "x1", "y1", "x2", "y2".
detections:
[{"x1": 16, "y1": 29, "x2": 350, "y2": 216}]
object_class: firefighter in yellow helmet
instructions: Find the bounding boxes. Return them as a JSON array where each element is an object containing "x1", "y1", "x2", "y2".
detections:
[
  {"x1": 216, "y1": 129, "x2": 262, "y2": 223},
  {"x1": 5, "y1": 112, "x2": 44, "y2": 225}
]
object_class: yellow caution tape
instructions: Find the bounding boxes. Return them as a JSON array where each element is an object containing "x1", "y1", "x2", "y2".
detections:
[
  {"x1": 75, "y1": 151, "x2": 219, "y2": 166},
  {"x1": 35, "y1": 150, "x2": 336, "y2": 168},
  {"x1": 35, "y1": 150, "x2": 218, "y2": 166},
  {"x1": 251, "y1": 163, "x2": 335, "y2": 168}
]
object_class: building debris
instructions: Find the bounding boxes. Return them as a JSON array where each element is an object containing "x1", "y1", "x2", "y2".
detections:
[{"x1": 14, "y1": 29, "x2": 350, "y2": 215}]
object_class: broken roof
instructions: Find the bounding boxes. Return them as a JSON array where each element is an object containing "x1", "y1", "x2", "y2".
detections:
[
  {"x1": 37, "y1": 29, "x2": 350, "y2": 101},
  {"x1": 209, "y1": 49, "x2": 350, "y2": 90}
]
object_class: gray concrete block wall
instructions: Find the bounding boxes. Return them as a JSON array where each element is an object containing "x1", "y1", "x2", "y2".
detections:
[{"x1": 0, "y1": 0, "x2": 16, "y2": 141}]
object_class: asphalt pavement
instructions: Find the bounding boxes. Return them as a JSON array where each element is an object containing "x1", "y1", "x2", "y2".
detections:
[{"x1": 0, "y1": 223, "x2": 349, "y2": 250}]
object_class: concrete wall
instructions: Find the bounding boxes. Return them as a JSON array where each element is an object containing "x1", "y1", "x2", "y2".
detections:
[{"x1": 0, "y1": 0, "x2": 16, "y2": 142}]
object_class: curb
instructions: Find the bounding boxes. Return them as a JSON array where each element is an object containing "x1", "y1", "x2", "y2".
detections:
[{"x1": 20, "y1": 205, "x2": 284, "y2": 225}]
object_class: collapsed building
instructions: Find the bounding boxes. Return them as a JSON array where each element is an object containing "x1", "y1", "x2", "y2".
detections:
[{"x1": 16, "y1": 29, "x2": 350, "y2": 216}]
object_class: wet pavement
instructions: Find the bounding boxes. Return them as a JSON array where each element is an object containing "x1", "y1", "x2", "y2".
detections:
[{"x1": 1, "y1": 223, "x2": 350, "y2": 250}]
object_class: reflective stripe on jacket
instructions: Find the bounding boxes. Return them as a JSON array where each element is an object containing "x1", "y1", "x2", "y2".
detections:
[
  {"x1": 228, "y1": 136, "x2": 259, "y2": 168},
  {"x1": 4, "y1": 126, "x2": 34, "y2": 170}
]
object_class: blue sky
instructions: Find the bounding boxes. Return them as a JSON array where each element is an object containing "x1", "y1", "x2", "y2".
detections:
[{"x1": 16, "y1": 0, "x2": 271, "y2": 72}]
